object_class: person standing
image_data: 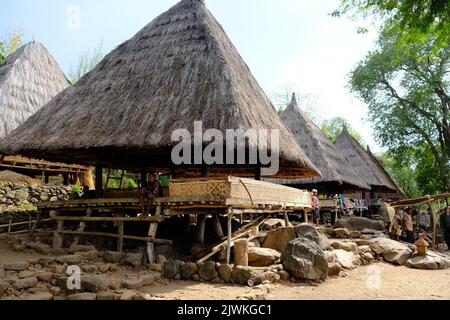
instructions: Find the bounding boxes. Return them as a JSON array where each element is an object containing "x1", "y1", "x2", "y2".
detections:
[
  {"x1": 403, "y1": 208, "x2": 414, "y2": 244},
  {"x1": 311, "y1": 189, "x2": 321, "y2": 226},
  {"x1": 440, "y1": 207, "x2": 450, "y2": 250}
]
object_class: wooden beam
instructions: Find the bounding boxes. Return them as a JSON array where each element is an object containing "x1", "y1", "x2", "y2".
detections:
[
  {"x1": 59, "y1": 230, "x2": 172, "y2": 244},
  {"x1": 95, "y1": 166, "x2": 103, "y2": 197},
  {"x1": 226, "y1": 207, "x2": 233, "y2": 265},
  {"x1": 50, "y1": 216, "x2": 164, "y2": 223},
  {"x1": 117, "y1": 221, "x2": 124, "y2": 252}
]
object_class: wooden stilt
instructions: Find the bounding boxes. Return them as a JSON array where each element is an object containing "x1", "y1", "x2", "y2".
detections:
[
  {"x1": 95, "y1": 167, "x2": 103, "y2": 197},
  {"x1": 7, "y1": 219, "x2": 12, "y2": 237},
  {"x1": 195, "y1": 214, "x2": 207, "y2": 244},
  {"x1": 28, "y1": 214, "x2": 32, "y2": 232},
  {"x1": 234, "y1": 239, "x2": 248, "y2": 267},
  {"x1": 212, "y1": 214, "x2": 224, "y2": 239},
  {"x1": 147, "y1": 205, "x2": 162, "y2": 264},
  {"x1": 29, "y1": 212, "x2": 41, "y2": 239},
  {"x1": 283, "y1": 211, "x2": 291, "y2": 227},
  {"x1": 428, "y1": 203, "x2": 437, "y2": 250},
  {"x1": 226, "y1": 207, "x2": 233, "y2": 265},
  {"x1": 117, "y1": 221, "x2": 124, "y2": 252},
  {"x1": 304, "y1": 209, "x2": 309, "y2": 223},
  {"x1": 53, "y1": 219, "x2": 64, "y2": 249},
  {"x1": 71, "y1": 208, "x2": 93, "y2": 247}
]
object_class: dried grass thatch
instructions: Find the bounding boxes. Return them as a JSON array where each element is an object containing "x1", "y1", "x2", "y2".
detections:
[
  {"x1": 0, "y1": 0, "x2": 319, "y2": 179},
  {"x1": 334, "y1": 128, "x2": 402, "y2": 193},
  {"x1": 267, "y1": 94, "x2": 370, "y2": 191},
  {"x1": 0, "y1": 170, "x2": 42, "y2": 186},
  {"x1": 0, "y1": 42, "x2": 70, "y2": 139}
]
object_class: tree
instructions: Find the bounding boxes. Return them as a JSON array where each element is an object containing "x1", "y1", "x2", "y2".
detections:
[
  {"x1": 0, "y1": 29, "x2": 24, "y2": 62},
  {"x1": 334, "y1": 0, "x2": 450, "y2": 55},
  {"x1": 321, "y1": 117, "x2": 365, "y2": 145},
  {"x1": 68, "y1": 41, "x2": 105, "y2": 84},
  {"x1": 349, "y1": 30, "x2": 450, "y2": 191}
]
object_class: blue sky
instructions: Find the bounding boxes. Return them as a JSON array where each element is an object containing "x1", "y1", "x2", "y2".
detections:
[{"x1": 1, "y1": 0, "x2": 380, "y2": 150}]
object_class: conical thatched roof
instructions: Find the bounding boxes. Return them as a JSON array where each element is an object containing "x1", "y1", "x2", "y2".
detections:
[
  {"x1": 0, "y1": 42, "x2": 70, "y2": 139},
  {"x1": 268, "y1": 94, "x2": 370, "y2": 191},
  {"x1": 0, "y1": 0, "x2": 319, "y2": 178},
  {"x1": 334, "y1": 128, "x2": 401, "y2": 193}
]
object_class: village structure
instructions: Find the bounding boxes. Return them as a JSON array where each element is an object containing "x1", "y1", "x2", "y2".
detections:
[{"x1": 0, "y1": 0, "x2": 449, "y2": 301}]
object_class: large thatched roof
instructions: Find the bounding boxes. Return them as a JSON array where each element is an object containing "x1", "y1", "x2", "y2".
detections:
[
  {"x1": 0, "y1": 0, "x2": 319, "y2": 178},
  {"x1": 268, "y1": 94, "x2": 370, "y2": 191},
  {"x1": 334, "y1": 128, "x2": 402, "y2": 193},
  {"x1": 0, "y1": 42, "x2": 70, "y2": 139}
]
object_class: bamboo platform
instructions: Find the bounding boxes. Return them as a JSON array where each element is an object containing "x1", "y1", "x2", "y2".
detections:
[{"x1": 1, "y1": 155, "x2": 90, "y2": 175}]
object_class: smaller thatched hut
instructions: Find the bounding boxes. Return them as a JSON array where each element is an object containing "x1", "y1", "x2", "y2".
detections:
[
  {"x1": 334, "y1": 127, "x2": 404, "y2": 201},
  {"x1": 268, "y1": 94, "x2": 370, "y2": 194}
]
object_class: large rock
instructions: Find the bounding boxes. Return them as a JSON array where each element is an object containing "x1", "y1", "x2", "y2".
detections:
[
  {"x1": 81, "y1": 275, "x2": 111, "y2": 293},
  {"x1": 180, "y1": 263, "x2": 198, "y2": 280},
  {"x1": 262, "y1": 227, "x2": 296, "y2": 254},
  {"x1": 56, "y1": 255, "x2": 82, "y2": 265},
  {"x1": 332, "y1": 249, "x2": 361, "y2": 269},
  {"x1": 218, "y1": 264, "x2": 232, "y2": 283},
  {"x1": 163, "y1": 261, "x2": 181, "y2": 279},
  {"x1": 406, "y1": 252, "x2": 450, "y2": 270},
  {"x1": 231, "y1": 267, "x2": 254, "y2": 285},
  {"x1": 331, "y1": 241, "x2": 359, "y2": 253},
  {"x1": 261, "y1": 219, "x2": 286, "y2": 231},
  {"x1": 370, "y1": 238, "x2": 412, "y2": 266},
  {"x1": 334, "y1": 217, "x2": 385, "y2": 232},
  {"x1": 2, "y1": 262, "x2": 30, "y2": 271},
  {"x1": 103, "y1": 251, "x2": 126, "y2": 264},
  {"x1": 0, "y1": 280, "x2": 8, "y2": 295},
  {"x1": 13, "y1": 276, "x2": 38, "y2": 290},
  {"x1": 198, "y1": 262, "x2": 218, "y2": 281},
  {"x1": 124, "y1": 252, "x2": 144, "y2": 268},
  {"x1": 294, "y1": 223, "x2": 331, "y2": 250},
  {"x1": 281, "y1": 238, "x2": 328, "y2": 281},
  {"x1": 333, "y1": 228, "x2": 350, "y2": 239},
  {"x1": 248, "y1": 247, "x2": 281, "y2": 267}
]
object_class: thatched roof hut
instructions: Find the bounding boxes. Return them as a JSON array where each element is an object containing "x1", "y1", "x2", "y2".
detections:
[
  {"x1": 268, "y1": 94, "x2": 370, "y2": 191},
  {"x1": 0, "y1": 41, "x2": 70, "y2": 139},
  {"x1": 0, "y1": 0, "x2": 319, "y2": 179},
  {"x1": 334, "y1": 127, "x2": 402, "y2": 193}
]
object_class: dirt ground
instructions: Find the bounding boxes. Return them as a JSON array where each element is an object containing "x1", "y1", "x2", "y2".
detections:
[{"x1": 1, "y1": 238, "x2": 449, "y2": 301}]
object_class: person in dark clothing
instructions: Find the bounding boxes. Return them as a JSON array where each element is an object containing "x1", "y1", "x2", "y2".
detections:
[
  {"x1": 440, "y1": 207, "x2": 450, "y2": 250},
  {"x1": 139, "y1": 174, "x2": 162, "y2": 216}
]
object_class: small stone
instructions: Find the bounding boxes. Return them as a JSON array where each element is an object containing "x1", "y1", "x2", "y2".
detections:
[
  {"x1": 333, "y1": 228, "x2": 350, "y2": 239},
  {"x1": 24, "y1": 292, "x2": 53, "y2": 300},
  {"x1": 232, "y1": 267, "x2": 254, "y2": 285},
  {"x1": 81, "y1": 275, "x2": 111, "y2": 293},
  {"x1": 124, "y1": 252, "x2": 144, "y2": 268},
  {"x1": 156, "y1": 255, "x2": 168, "y2": 265},
  {"x1": 82, "y1": 265, "x2": 99, "y2": 273},
  {"x1": 97, "y1": 264, "x2": 111, "y2": 273},
  {"x1": 331, "y1": 241, "x2": 359, "y2": 253},
  {"x1": 148, "y1": 263, "x2": 163, "y2": 272},
  {"x1": 67, "y1": 293, "x2": 97, "y2": 301},
  {"x1": 69, "y1": 245, "x2": 96, "y2": 253},
  {"x1": 56, "y1": 255, "x2": 82, "y2": 265},
  {"x1": 278, "y1": 270, "x2": 290, "y2": 281},
  {"x1": 0, "y1": 280, "x2": 8, "y2": 295},
  {"x1": 38, "y1": 257, "x2": 56, "y2": 266},
  {"x1": 2, "y1": 262, "x2": 30, "y2": 271},
  {"x1": 50, "y1": 265, "x2": 65, "y2": 274},
  {"x1": 121, "y1": 278, "x2": 144, "y2": 290},
  {"x1": 103, "y1": 251, "x2": 126, "y2": 264},
  {"x1": 18, "y1": 270, "x2": 35, "y2": 279},
  {"x1": 0, "y1": 268, "x2": 5, "y2": 278},
  {"x1": 97, "y1": 291, "x2": 116, "y2": 300},
  {"x1": 78, "y1": 250, "x2": 99, "y2": 261},
  {"x1": 163, "y1": 261, "x2": 180, "y2": 280},
  {"x1": 120, "y1": 290, "x2": 137, "y2": 301},
  {"x1": 180, "y1": 262, "x2": 198, "y2": 280},
  {"x1": 49, "y1": 286, "x2": 61, "y2": 296},
  {"x1": 192, "y1": 274, "x2": 200, "y2": 281}
]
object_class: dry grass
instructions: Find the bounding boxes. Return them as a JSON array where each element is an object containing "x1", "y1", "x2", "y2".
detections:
[
  {"x1": 0, "y1": 170, "x2": 42, "y2": 186},
  {"x1": 0, "y1": 0, "x2": 320, "y2": 178}
]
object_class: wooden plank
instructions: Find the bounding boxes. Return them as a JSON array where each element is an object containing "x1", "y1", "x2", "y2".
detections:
[
  {"x1": 71, "y1": 208, "x2": 93, "y2": 247},
  {"x1": 117, "y1": 221, "x2": 124, "y2": 253},
  {"x1": 59, "y1": 230, "x2": 172, "y2": 244},
  {"x1": 226, "y1": 208, "x2": 233, "y2": 265},
  {"x1": 147, "y1": 205, "x2": 162, "y2": 264},
  {"x1": 53, "y1": 220, "x2": 64, "y2": 250},
  {"x1": 50, "y1": 216, "x2": 164, "y2": 223}
]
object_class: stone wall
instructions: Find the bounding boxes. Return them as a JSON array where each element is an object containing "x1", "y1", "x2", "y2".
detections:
[{"x1": 0, "y1": 183, "x2": 72, "y2": 213}]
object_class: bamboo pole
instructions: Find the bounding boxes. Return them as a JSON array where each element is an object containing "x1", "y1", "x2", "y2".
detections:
[{"x1": 226, "y1": 207, "x2": 233, "y2": 265}]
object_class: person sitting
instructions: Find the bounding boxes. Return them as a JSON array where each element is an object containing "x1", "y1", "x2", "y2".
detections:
[{"x1": 139, "y1": 174, "x2": 162, "y2": 216}]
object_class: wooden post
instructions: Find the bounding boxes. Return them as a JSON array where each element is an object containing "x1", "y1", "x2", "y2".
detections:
[
  {"x1": 195, "y1": 214, "x2": 207, "y2": 244},
  {"x1": 63, "y1": 174, "x2": 69, "y2": 186},
  {"x1": 212, "y1": 214, "x2": 224, "y2": 239},
  {"x1": 304, "y1": 209, "x2": 309, "y2": 223},
  {"x1": 95, "y1": 167, "x2": 103, "y2": 197},
  {"x1": 234, "y1": 239, "x2": 248, "y2": 267},
  {"x1": 71, "y1": 208, "x2": 93, "y2": 247},
  {"x1": 147, "y1": 205, "x2": 162, "y2": 264},
  {"x1": 283, "y1": 211, "x2": 291, "y2": 227},
  {"x1": 226, "y1": 208, "x2": 233, "y2": 265},
  {"x1": 255, "y1": 167, "x2": 261, "y2": 181},
  {"x1": 428, "y1": 202, "x2": 437, "y2": 250},
  {"x1": 117, "y1": 221, "x2": 124, "y2": 252},
  {"x1": 201, "y1": 165, "x2": 210, "y2": 178},
  {"x1": 29, "y1": 212, "x2": 41, "y2": 239},
  {"x1": 53, "y1": 219, "x2": 64, "y2": 250},
  {"x1": 140, "y1": 171, "x2": 147, "y2": 187},
  {"x1": 28, "y1": 214, "x2": 32, "y2": 232},
  {"x1": 7, "y1": 218, "x2": 12, "y2": 237}
]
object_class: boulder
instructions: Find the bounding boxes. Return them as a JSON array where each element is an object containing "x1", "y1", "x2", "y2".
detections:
[
  {"x1": 0, "y1": 280, "x2": 8, "y2": 296},
  {"x1": 248, "y1": 247, "x2": 281, "y2": 267},
  {"x1": 13, "y1": 276, "x2": 38, "y2": 290},
  {"x1": 231, "y1": 267, "x2": 254, "y2": 285},
  {"x1": 406, "y1": 252, "x2": 450, "y2": 270},
  {"x1": 261, "y1": 219, "x2": 286, "y2": 231},
  {"x1": 331, "y1": 241, "x2": 359, "y2": 253},
  {"x1": 262, "y1": 227, "x2": 296, "y2": 253},
  {"x1": 121, "y1": 278, "x2": 144, "y2": 290},
  {"x1": 370, "y1": 238, "x2": 412, "y2": 266},
  {"x1": 67, "y1": 292, "x2": 97, "y2": 301},
  {"x1": 332, "y1": 249, "x2": 361, "y2": 269},
  {"x1": 218, "y1": 264, "x2": 232, "y2": 282},
  {"x1": 348, "y1": 231, "x2": 362, "y2": 239},
  {"x1": 294, "y1": 223, "x2": 331, "y2": 250},
  {"x1": 163, "y1": 261, "x2": 181, "y2": 279},
  {"x1": 180, "y1": 263, "x2": 198, "y2": 280},
  {"x1": 2, "y1": 262, "x2": 29, "y2": 271},
  {"x1": 124, "y1": 252, "x2": 144, "y2": 268},
  {"x1": 281, "y1": 238, "x2": 328, "y2": 281},
  {"x1": 103, "y1": 251, "x2": 126, "y2": 264},
  {"x1": 333, "y1": 228, "x2": 350, "y2": 239},
  {"x1": 24, "y1": 292, "x2": 53, "y2": 301},
  {"x1": 56, "y1": 255, "x2": 82, "y2": 265},
  {"x1": 81, "y1": 275, "x2": 111, "y2": 293},
  {"x1": 334, "y1": 217, "x2": 385, "y2": 232},
  {"x1": 198, "y1": 261, "x2": 218, "y2": 281}
]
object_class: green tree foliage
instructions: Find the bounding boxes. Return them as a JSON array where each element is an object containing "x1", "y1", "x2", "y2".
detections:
[
  {"x1": 380, "y1": 151, "x2": 420, "y2": 197},
  {"x1": 68, "y1": 41, "x2": 104, "y2": 83},
  {"x1": 334, "y1": 0, "x2": 450, "y2": 56},
  {"x1": 349, "y1": 30, "x2": 450, "y2": 191},
  {"x1": 321, "y1": 117, "x2": 365, "y2": 145},
  {"x1": 0, "y1": 29, "x2": 24, "y2": 62}
]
